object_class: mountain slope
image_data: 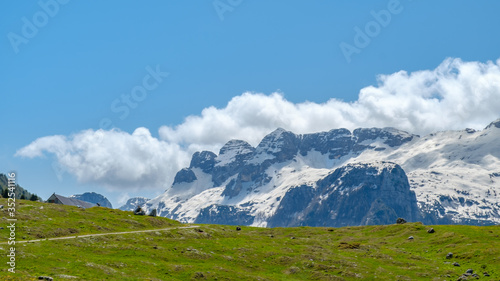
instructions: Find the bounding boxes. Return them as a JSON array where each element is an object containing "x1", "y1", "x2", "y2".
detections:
[
  {"x1": 0, "y1": 173, "x2": 39, "y2": 200},
  {"x1": 145, "y1": 119, "x2": 500, "y2": 227},
  {"x1": 353, "y1": 119, "x2": 500, "y2": 225},
  {"x1": 71, "y1": 192, "x2": 113, "y2": 208},
  {"x1": 268, "y1": 162, "x2": 421, "y2": 227},
  {"x1": 119, "y1": 197, "x2": 150, "y2": 211}
]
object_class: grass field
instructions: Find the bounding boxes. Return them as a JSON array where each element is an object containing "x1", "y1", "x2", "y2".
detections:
[{"x1": 0, "y1": 198, "x2": 499, "y2": 280}]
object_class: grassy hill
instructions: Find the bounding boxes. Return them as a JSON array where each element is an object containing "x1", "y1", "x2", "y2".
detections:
[
  {"x1": 0, "y1": 174, "x2": 39, "y2": 201},
  {"x1": 0, "y1": 198, "x2": 499, "y2": 280}
]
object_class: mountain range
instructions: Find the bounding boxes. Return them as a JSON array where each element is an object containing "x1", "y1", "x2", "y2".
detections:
[
  {"x1": 142, "y1": 119, "x2": 500, "y2": 227},
  {"x1": 119, "y1": 197, "x2": 150, "y2": 211},
  {"x1": 71, "y1": 192, "x2": 113, "y2": 208}
]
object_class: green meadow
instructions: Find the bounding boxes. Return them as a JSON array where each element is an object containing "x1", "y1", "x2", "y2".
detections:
[{"x1": 0, "y1": 198, "x2": 498, "y2": 280}]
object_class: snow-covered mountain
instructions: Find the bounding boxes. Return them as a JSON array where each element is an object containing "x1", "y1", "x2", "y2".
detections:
[
  {"x1": 145, "y1": 118, "x2": 500, "y2": 227},
  {"x1": 118, "y1": 197, "x2": 150, "y2": 211}
]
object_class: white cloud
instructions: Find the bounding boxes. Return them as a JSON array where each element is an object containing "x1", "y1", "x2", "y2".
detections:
[
  {"x1": 16, "y1": 57, "x2": 500, "y2": 191},
  {"x1": 117, "y1": 192, "x2": 131, "y2": 207},
  {"x1": 16, "y1": 128, "x2": 189, "y2": 190},
  {"x1": 160, "y1": 57, "x2": 500, "y2": 149}
]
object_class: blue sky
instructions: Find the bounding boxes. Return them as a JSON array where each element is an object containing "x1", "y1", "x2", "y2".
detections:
[{"x1": 2, "y1": 1, "x2": 500, "y2": 207}]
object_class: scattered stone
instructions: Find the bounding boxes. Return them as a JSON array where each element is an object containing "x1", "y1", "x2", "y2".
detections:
[
  {"x1": 153, "y1": 245, "x2": 158, "y2": 249},
  {"x1": 483, "y1": 272, "x2": 490, "y2": 277},
  {"x1": 40, "y1": 206, "x2": 43, "y2": 209},
  {"x1": 466, "y1": 269, "x2": 473, "y2": 274},
  {"x1": 133, "y1": 206, "x2": 145, "y2": 216},
  {"x1": 427, "y1": 228, "x2": 435, "y2": 233},
  {"x1": 290, "y1": 237, "x2": 295, "y2": 239},
  {"x1": 193, "y1": 272, "x2": 204, "y2": 278},
  {"x1": 196, "y1": 228, "x2": 204, "y2": 233},
  {"x1": 148, "y1": 209, "x2": 157, "y2": 217},
  {"x1": 236, "y1": 227, "x2": 241, "y2": 231},
  {"x1": 471, "y1": 273, "x2": 479, "y2": 278},
  {"x1": 0, "y1": 227, "x2": 3, "y2": 230},
  {"x1": 56, "y1": 275, "x2": 77, "y2": 279},
  {"x1": 453, "y1": 262, "x2": 460, "y2": 267},
  {"x1": 446, "y1": 252, "x2": 453, "y2": 259},
  {"x1": 408, "y1": 236, "x2": 414, "y2": 240},
  {"x1": 0, "y1": 205, "x2": 3, "y2": 209},
  {"x1": 38, "y1": 277, "x2": 53, "y2": 281},
  {"x1": 396, "y1": 218, "x2": 407, "y2": 224}
]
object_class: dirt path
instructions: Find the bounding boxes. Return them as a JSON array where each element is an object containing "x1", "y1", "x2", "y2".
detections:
[{"x1": 1, "y1": 225, "x2": 200, "y2": 244}]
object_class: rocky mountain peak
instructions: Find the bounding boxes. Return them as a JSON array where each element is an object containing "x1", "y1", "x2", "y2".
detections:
[
  {"x1": 219, "y1": 139, "x2": 254, "y2": 154},
  {"x1": 485, "y1": 118, "x2": 500, "y2": 129},
  {"x1": 217, "y1": 140, "x2": 255, "y2": 165},
  {"x1": 189, "y1": 151, "x2": 217, "y2": 173},
  {"x1": 71, "y1": 192, "x2": 112, "y2": 208},
  {"x1": 254, "y1": 128, "x2": 300, "y2": 163},
  {"x1": 257, "y1": 128, "x2": 294, "y2": 146},
  {"x1": 299, "y1": 128, "x2": 353, "y2": 158},
  {"x1": 148, "y1": 119, "x2": 500, "y2": 227},
  {"x1": 172, "y1": 168, "x2": 197, "y2": 185},
  {"x1": 209, "y1": 140, "x2": 255, "y2": 187},
  {"x1": 353, "y1": 127, "x2": 417, "y2": 147}
]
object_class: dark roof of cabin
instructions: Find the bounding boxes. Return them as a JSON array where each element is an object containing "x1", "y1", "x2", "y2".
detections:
[{"x1": 49, "y1": 193, "x2": 96, "y2": 208}]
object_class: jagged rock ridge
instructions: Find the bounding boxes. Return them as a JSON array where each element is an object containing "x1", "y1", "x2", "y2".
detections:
[{"x1": 144, "y1": 121, "x2": 500, "y2": 227}]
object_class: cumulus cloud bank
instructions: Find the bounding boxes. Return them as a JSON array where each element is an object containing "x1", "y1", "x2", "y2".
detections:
[
  {"x1": 16, "y1": 58, "x2": 500, "y2": 190},
  {"x1": 16, "y1": 128, "x2": 189, "y2": 190}
]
